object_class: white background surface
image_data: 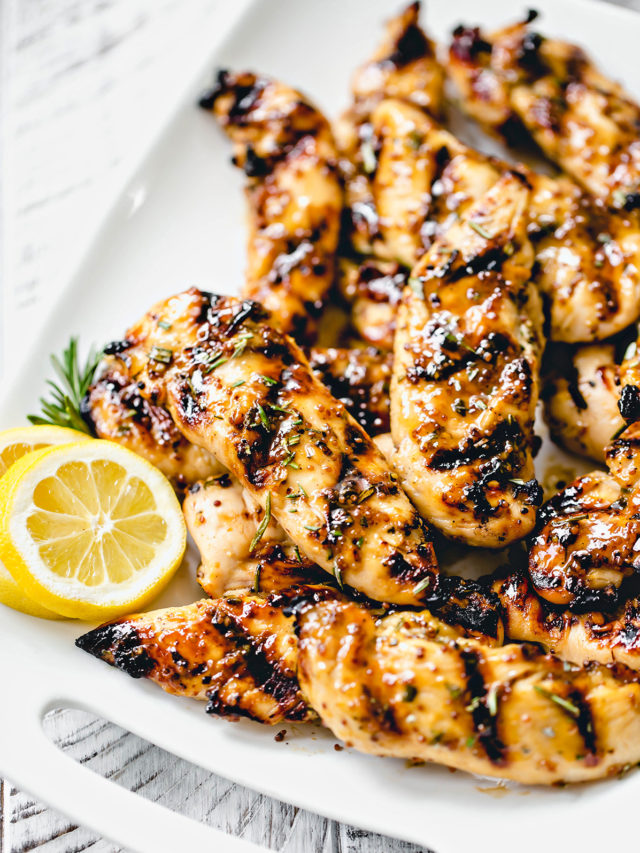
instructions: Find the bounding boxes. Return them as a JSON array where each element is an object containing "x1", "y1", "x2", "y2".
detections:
[{"x1": 1, "y1": 0, "x2": 638, "y2": 850}]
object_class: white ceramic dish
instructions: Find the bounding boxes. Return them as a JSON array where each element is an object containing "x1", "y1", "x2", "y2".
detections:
[{"x1": 2, "y1": 1, "x2": 640, "y2": 851}]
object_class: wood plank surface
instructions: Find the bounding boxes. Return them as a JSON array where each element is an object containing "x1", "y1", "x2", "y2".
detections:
[{"x1": 1, "y1": 0, "x2": 637, "y2": 850}]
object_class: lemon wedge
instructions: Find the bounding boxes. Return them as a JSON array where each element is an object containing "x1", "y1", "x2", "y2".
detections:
[
  {"x1": 0, "y1": 426, "x2": 92, "y2": 618},
  {"x1": 0, "y1": 440, "x2": 186, "y2": 620}
]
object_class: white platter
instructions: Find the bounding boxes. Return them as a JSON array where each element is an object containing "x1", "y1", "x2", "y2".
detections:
[{"x1": 1, "y1": 1, "x2": 640, "y2": 851}]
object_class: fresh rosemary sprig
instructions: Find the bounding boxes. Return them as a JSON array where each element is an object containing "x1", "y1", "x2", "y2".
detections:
[{"x1": 27, "y1": 337, "x2": 103, "y2": 435}]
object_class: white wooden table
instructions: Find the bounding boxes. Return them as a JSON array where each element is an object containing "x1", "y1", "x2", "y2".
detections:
[{"x1": 1, "y1": 0, "x2": 637, "y2": 850}]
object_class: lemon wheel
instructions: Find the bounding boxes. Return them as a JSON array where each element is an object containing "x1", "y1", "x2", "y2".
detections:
[{"x1": 0, "y1": 440, "x2": 187, "y2": 620}]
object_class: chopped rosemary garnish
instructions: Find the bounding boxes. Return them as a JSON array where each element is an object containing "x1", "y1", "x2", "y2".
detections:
[
  {"x1": 357, "y1": 487, "x2": 375, "y2": 504},
  {"x1": 403, "y1": 684, "x2": 418, "y2": 702},
  {"x1": 249, "y1": 493, "x2": 271, "y2": 553},
  {"x1": 413, "y1": 577, "x2": 431, "y2": 595},
  {"x1": 446, "y1": 683, "x2": 462, "y2": 699},
  {"x1": 533, "y1": 685, "x2": 580, "y2": 717},
  {"x1": 232, "y1": 333, "x2": 253, "y2": 360},
  {"x1": 486, "y1": 684, "x2": 499, "y2": 716},
  {"x1": 257, "y1": 403, "x2": 270, "y2": 430},
  {"x1": 28, "y1": 337, "x2": 103, "y2": 435},
  {"x1": 260, "y1": 375, "x2": 278, "y2": 385},
  {"x1": 254, "y1": 564, "x2": 261, "y2": 593},
  {"x1": 298, "y1": 483, "x2": 308, "y2": 498},
  {"x1": 333, "y1": 563, "x2": 344, "y2": 590},
  {"x1": 304, "y1": 524, "x2": 320, "y2": 532},
  {"x1": 286, "y1": 434, "x2": 301, "y2": 447},
  {"x1": 597, "y1": 232, "x2": 612, "y2": 244},
  {"x1": 466, "y1": 736, "x2": 477, "y2": 748},
  {"x1": 294, "y1": 545, "x2": 303, "y2": 563},
  {"x1": 469, "y1": 220, "x2": 494, "y2": 240},
  {"x1": 270, "y1": 404, "x2": 291, "y2": 414},
  {"x1": 230, "y1": 380, "x2": 245, "y2": 388},
  {"x1": 157, "y1": 319, "x2": 172, "y2": 330},
  {"x1": 149, "y1": 346, "x2": 173, "y2": 365},
  {"x1": 204, "y1": 354, "x2": 228, "y2": 373},
  {"x1": 408, "y1": 277, "x2": 424, "y2": 299},
  {"x1": 355, "y1": 536, "x2": 364, "y2": 548},
  {"x1": 283, "y1": 453, "x2": 300, "y2": 469}
]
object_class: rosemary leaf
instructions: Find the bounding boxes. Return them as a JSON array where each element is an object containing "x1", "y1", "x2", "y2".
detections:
[{"x1": 249, "y1": 493, "x2": 272, "y2": 553}]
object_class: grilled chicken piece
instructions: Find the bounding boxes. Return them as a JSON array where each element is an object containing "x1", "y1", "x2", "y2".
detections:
[
  {"x1": 391, "y1": 173, "x2": 543, "y2": 547},
  {"x1": 108, "y1": 288, "x2": 440, "y2": 605},
  {"x1": 297, "y1": 597, "x2": 640, "y2": 784},
  {"x1": 337, "y1": 258, "x2": 407, "y2": 351},
  {"x1": 543, "y1": 342, "x2": 624, "y2": 463},
  {"x1": 528, "y1": 471, "x2": 640, "y2": 609},
  {"x1": 308, "y1": 346, "x2": 392, "y2": 435},
  {"x1": 346, "y1": 100, "x2": 444, "y2": 267},
  {"x1": 75, "y1": 570, "x2": 335, "y2": 724},
  {"x1": 343, "y1": 95, "x2": 638, "y2": 343},
  {"x1": 493, "y1": 565, "x2": 640, "y2": 670},
  {"x1": 528, "y1": 174, "x2": 640, "y2": 343},
  {"x1": 447, "y1": 13, "x2": 640, "y2": 209},
  {"x1": 85, "y1": 360, "x2": 223, "y2": 489},
  {"x1": 199, "y1": 70, "x2": 342, "y2": 339},
  {"x1": 335, "y1": 1, "x2": 443, "y2": 154}
]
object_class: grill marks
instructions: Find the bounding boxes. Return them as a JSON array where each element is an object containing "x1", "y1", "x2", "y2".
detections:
[
  {"x1": 308, "y1": 346, "x2": 392, "y2": 435},
  {"x1": 460, "y1": 649, "x2": 506, "y2": 764},
  {"x1": 205, "y1": 601, "x2": 308, "y2": 722}
]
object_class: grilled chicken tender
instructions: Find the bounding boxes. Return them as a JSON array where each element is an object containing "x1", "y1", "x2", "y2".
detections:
[
  {"x1": 391, "y1": 173, "x2": 543, "y2": 547},
  {"x1": 109, "y1": 288, "x2": 440, "y2": 605},
  {"x1": 335, "y1": 0, "x2": 443, "y2": 154},
  {"x1": 75, "y1": 569, "x2": 334, "y2": 725},
  {"x1": 308, "y1": 346, "x2": 392, "y2": 435},
  {"x1": 543, "y1": 342, "x2": 624, "y2": 463},
  {"x1": 493, "y1": 565, "x2": 640, "y2": 670},
  {"x1": 346, "y1": 99, "x2": 444, "y2": 268},
  {"x1": 528, "y1": 471, "x2": 640, "y2": 609},
  {"x1": 297, "y1": 597, "x2": 640, "y2": 784},
  {"x1": 85, "y1": 359, "x2": 223, "y2": 488},
  {"x1": 448, "y1": 12, "x2": 640, "y2": 208},
  {"x1": 528, "y1": 174, "x2": 640, "y2": 343},
  {"x1": 199, "y1": 70, "x2": 342, "y2": 339}
]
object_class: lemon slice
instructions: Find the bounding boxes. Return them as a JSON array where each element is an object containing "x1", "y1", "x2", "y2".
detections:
[
  {"x1": 0, "y1": 426, "x2": 91, "y2": 619},
  {"x1": 0, "y1": 424, "x2": 90, "y2": 477},
  {"x1": 0, "y1": 440, "x2": 187, "y2": 620}
]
